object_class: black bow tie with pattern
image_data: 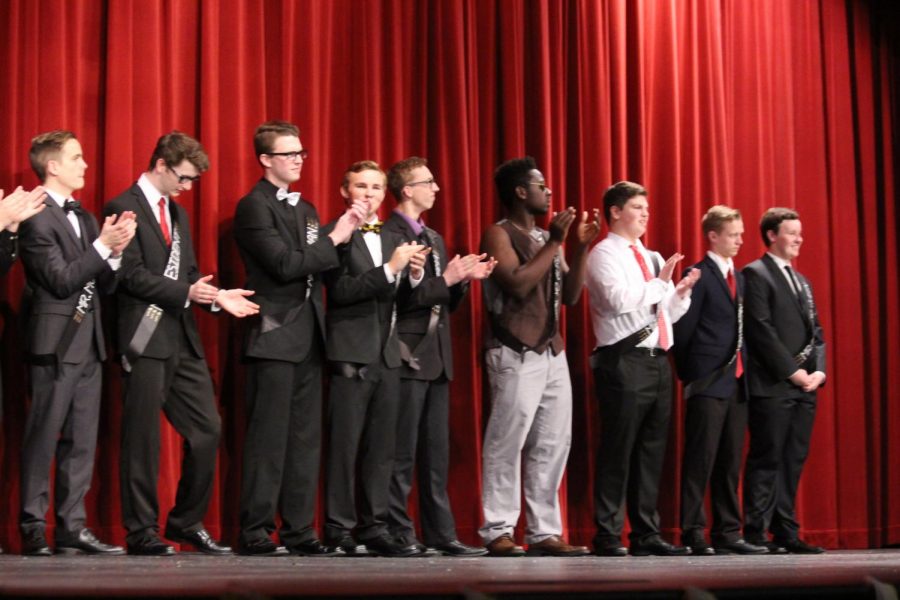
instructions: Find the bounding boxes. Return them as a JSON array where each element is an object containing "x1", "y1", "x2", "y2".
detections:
[{"x1": 360, "y1": 222, "x2": 383, "y2": 234}]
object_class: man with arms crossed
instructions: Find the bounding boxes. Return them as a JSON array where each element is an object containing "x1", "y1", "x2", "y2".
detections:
[
  {"x1": 586, "y1": 181, "x2": 699, "y2": 557},
  {"x1": 742, "y1": 207, "x2": 826, "y2": 554},
  {"x1": 672, "y1": 206, "x2": 766, "y2": 556},
  {"x1": 479, "y1": 156, "x2": 597, "y2": 557},
  {"x1": 233, "y1": 121, "x2": 364, "y2": 556},
  {"x1": 104, "y1": 131, "x2": 258, "y2": 556},
  {"x1": 19, "y1": 130, "x2": 135, "y2": 555},
  {"x1": 323, "y1": 161, "x2": 424, "y2": 557},
  {"x1": 383, "y1": 157, "x2": 493, "y2": 556}
]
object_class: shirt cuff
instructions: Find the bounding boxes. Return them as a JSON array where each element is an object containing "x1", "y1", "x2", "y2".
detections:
[
  {"x1": 93, "y1": 238, "x2": 112, "y2": 260},
  {"x1": 107, "y1": 256, "x2": 122, "y2": 271},
  {"x1": 410, "y1": 271, "x2": 424, "y2": 288},
  {"x1": 383, "y1": 264, "x2": 396, "y2": 284}
]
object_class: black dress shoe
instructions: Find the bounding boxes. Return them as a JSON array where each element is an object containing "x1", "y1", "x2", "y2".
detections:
[
  {"x1": 687, "y1": 542, "x2": 715, "y2": 556},
  {"x1": 746, "y1": 539, "x2": 788, "y2": 554},
  {"x1": 21, "y1": 530, "x2": 52, "y2": 556},
  {"x1": 332, "y1": 536, "x2": 370, "y2": 557},
  {"x1": 629, "y1": 537, "x2": 691, "y2": 556},
  {"x1": 714, "y1": 539, "x2": 768, "y2": 555},
  {"x1": 166, "y1": 529, "x2": 232, "y2": 555},
  {"x1": 593, "y1": 541, "x2": 628, "y2": 557},
  {"x1": 364, "y1": 533, "x2": 424, "y2": 557},
  {"x1": 289, "y1": 539, "x2": 346, "y2": 557},
  {"x1": 127, "y1": 537, "x2": 176, "y2": 556},
  {"x1": 238, "y1": 538, "x2": 289, "y2": 556},
  {"x1": 780, "y1": 538, "x2": 825, "y2": 554},
  {"x1": 56, "y1": 529, "x2": 125, "y2": 555},
  {"x1": 433, "y1": 540, "x2": 489, "y2": 557}
]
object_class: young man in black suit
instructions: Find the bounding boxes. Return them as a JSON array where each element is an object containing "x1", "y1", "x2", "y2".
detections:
[
  {"x1": 382, "y1": 157, "x2": 493, "y2": 557},
  {"x1": 104, "y1": 131, "x2": 258, "y2": 556},
  {"x1": 323, "y1": 160, "x2": 424, "y2": 557},
  {"x1": 672, "y1": 206, "x2": 766, "y2": 556},
  {"x1": 233, "y1": 121, "x2": 365, "y2": 556},
  {"x1": 742, "y1": 207, "x2": 826, "y2": 554},
  {"x1": 0, "y1": 184, "x2": 45, "y2": 556},
  {"x1": 19, "y1": 130, "x2": 135, "y2": 556}
]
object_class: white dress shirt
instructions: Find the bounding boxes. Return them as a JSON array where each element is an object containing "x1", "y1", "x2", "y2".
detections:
[
  {"x1": 707, "y1": 250, "x2": 734, "y2": 279},
  {"x1": 766, "y1": 252, "x2": 800, "y2": 296},
  {"x1": 361, "y1": 218, "x2": 396, "y2": 284},
  {"x1": 44, "y1": 188, "x2": 120, "y2": 270},
  {"x1": 137, "y1": 173, "x2": 172, "y2": 228},
  {"x1": 585, "y1": 232, "x2": 690, "y2": 349}
]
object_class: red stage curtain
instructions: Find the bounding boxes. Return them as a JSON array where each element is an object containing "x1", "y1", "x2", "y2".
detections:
[{"x1": 0, "y1": 0, "x2": 897, "y2": 551}]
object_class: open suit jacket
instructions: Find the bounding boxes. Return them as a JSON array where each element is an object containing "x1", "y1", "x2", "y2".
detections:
[
  {"x1": 0, "y1": 229, "x2": 16, "y2": 411},
  {"x1": 233, "y1": 179, "x2": 339, "y2": 362},
  {"x1": 20, "y1": 197, "x2": 116, "y2": 364},
  {"x1": 323, "y1": 227, "x2": 402, "y2": 368},
  {"x1": 383, "y1": 212, "x2": 467, "y2": 382},
  {"x1": 103, "y1": 184, "x2": 205, "y2": 360},
  {"x1": 673, "y1": 254, "x2": 748, "y2": 399},
  {"x1": 742, "y1": 254, "x2": 826, "y2": 398}
]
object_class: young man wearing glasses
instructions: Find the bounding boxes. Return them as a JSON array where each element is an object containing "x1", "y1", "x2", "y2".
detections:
[
  {"x1": 381, "y1": 157, "x2": 494, "y2": 557},
  {"x1": 478, "y1": 156, "x2": 598, "y2": 557},
  {"x1": 233, "y1": 121, "x2": 365, "y2": 556},
  {"x1": 104, "y1": 131, "x2": 259, "y2": 556}
]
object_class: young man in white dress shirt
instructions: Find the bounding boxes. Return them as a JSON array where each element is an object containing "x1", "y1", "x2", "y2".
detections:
[{"x1": 585, "y1": 181, "x2": 699, "y2": 557}]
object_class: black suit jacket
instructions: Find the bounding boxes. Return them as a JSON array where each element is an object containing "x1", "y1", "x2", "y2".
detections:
[
  {"x1": 19, "y1": 197, "x2": 116, "y2": 363},
  {"x1": 103, "y1": 183, "x2": 205, "y2": 360},
  {"x1": 233, "y1": 179, "x2": 339, "y2": 362},
  {"x1": 742, "y1": 254, "x2": 826, "y2": 399},
  {"x1": 323, "y1": 226, "x2": 402, "y2": 367},
  {"x1": 673, "y1": 254, "x2": 747, "y2": 399},
  {"x1": 382, "y1": 212, "x2": 466, "y2": 381},
  {"x1": 0, "y1": 229, "x2": 17, "y2": 274}
]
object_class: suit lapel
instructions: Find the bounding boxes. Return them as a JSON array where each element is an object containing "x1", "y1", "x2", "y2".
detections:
[
  {"x1": 761, "y1": 254, "x2": 807, "y2": 321},
  {"x1": 352, "y1": 230, "x2": 375, "y2": 269},
  {"x1": 703, "y1": 255, "x2": 734, "y2": 304},
  {"x1": 46, "y1": 198, "x2": 82, "y2": 249}
]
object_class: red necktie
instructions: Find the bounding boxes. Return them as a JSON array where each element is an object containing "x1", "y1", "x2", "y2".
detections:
[
  {"x1": 158, "y1": 198, "x2": 171, "y2": 246},
  {"x1": 629, "y1": 244, "x2": 669, "y2": 350},
  {"x1": 726, "y1": 268, "x2": 744, "y2": 378}
]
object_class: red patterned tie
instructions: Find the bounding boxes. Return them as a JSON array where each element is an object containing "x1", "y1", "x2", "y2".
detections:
[
  {"x1": 629, "y1": 244, "x2": 669, "y2": 350},
  {"x1": 726, "y1": 268, "x2": 744, "y2": 378},
  {"x1": 158, "y1": 198, "x2": 171, "y2": 246}
]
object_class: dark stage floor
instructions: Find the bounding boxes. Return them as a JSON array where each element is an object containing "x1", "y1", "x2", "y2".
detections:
[{"x1": 0, "y1": 550, "x2": 899, "y2": 599}]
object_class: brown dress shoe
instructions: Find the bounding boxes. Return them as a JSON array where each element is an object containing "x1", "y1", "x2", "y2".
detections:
[
  {"x1": 486, "y1": 534, "x2": 525, "y2": 557},
  {"x1": 526, "y1": 535, "x2": 590, "y2": 557}
]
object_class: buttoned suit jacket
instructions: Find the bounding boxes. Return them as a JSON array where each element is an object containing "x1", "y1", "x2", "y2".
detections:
[
  {"x1": 103, "y1": 184, "x2": 205, "y2": 360},
  {"x1": 382, "y1": 212, "x2": 466, "y2": 381},
  {"x1": 233, "y1": 179, "x2": 339, "y2": 362},
  {"x1": 20, "y1": 197, "x2": 116, "y2": 364},
  {"x1": 673, "y1": 254, "x2": 748, "y2": 400},
  {"x1": 323, "y1": 226, "x2": 403, "y2": 368},
  {"x1": 742, "y1": 254, "x2": 826, "y2": 399}
]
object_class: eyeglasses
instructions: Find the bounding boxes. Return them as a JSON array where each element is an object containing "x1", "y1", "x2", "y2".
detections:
[
  {"x1": 406, "y1": 178, "x2": 437, "y2": 188},
  {"x1": 168, "y1": 166, "x2": 201, "y2": 184},
  {"x1": 267, "y1": 150, "x2": 309, "y2": 162},
  {"x1": 529, "y1": 182, "x2": 551, "y2": 192}
]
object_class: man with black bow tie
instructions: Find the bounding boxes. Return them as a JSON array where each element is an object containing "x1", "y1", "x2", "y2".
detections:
[
  {"x1": 742, "y1": 207, "x2": 826, "y2": 554},
  {"x1": 19, "y1": 130, "x2": 135, "y2": 556},
  {"x1": 322, "y1": 160, "x2": 424, "y2": 557},
  {"x1": 672, "y1": 206, "x2": 766, "y2": 556},
  {"x1": 104, "y1": 131, "x2": 258, "y2": 556},
  {"x1": 233, "y1": 121, "x2": 365, "y2": 556},
  {"x1": 382, "y1": 157, "x2": 494, "y2": 557}
]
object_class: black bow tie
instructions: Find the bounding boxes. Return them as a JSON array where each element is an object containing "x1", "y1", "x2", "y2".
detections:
[
  {"x1": 360, "y1": 222, "x2": 383, "y2": 234},
  {"x1": 63, "y1": 200, "x2": 82, "y2": 214}
]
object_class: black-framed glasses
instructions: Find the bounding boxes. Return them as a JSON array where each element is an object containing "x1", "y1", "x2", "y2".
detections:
[
  {"x1": 267, "y1": 150, "x2": 309, "y2": 161},
  {"x1": 406, "y1": 178, "x2": 437, "y2": 187},
  {"x1": 529, "y1": 182, "x2": 551, "y2": 192},
  {"x1": 167, "y1": 166, "x2": 201, "y2": 184}
]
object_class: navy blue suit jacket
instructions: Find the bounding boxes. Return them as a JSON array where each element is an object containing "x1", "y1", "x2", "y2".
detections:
[{"x1": 673, "y1": 254, "x2": 747, "y2": 399}]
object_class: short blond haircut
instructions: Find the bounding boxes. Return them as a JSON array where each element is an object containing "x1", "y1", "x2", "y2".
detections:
[
  {"x1": 341, "y1": 160, "x2": 386, "y2": 188},
  {"x1": 702, "y1": 205, "x2": 742, "y2": 236}
]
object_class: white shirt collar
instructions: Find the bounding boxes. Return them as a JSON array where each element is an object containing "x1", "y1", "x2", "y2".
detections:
[
  {"x1": 607, "y1": 231, "x2": 644, "y2": 250},
  {"x1": 44, "y1": 188, "x2": 69, "y2": 208},
  {"x1": 706, "y1": 250, "x2": 734, "y2": 278},
  {"x1": 138, "y1": 173, "x2": 167, "y2": 204},
  {"x1": 766, "y1": 251, "x2": 791, "y2": 270}
]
